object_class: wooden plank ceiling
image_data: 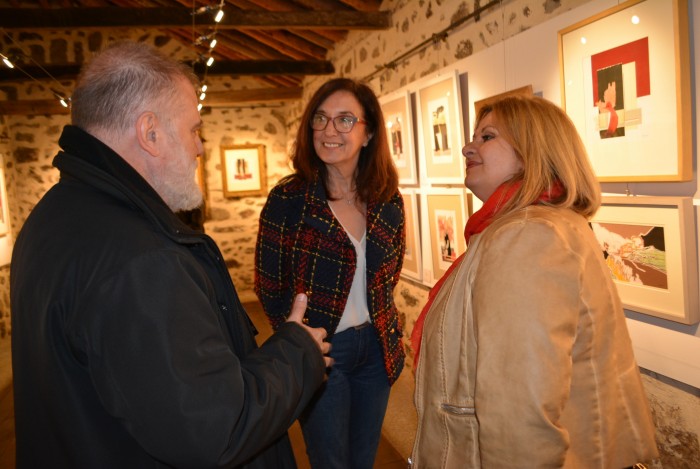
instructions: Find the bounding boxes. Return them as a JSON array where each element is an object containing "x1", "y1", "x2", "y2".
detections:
[{"x1": 0, "y1": 0, "x2": 390, "y2": 115}]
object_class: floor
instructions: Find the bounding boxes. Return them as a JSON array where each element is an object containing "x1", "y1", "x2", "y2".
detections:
[{"x1": 0, "y1": 300, "x2": 406, "y2": 469}]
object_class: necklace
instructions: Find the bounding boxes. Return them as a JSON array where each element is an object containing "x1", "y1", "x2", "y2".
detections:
[
  {"x1": 337, "y1": 184, "x2": 355, "y2": 205},
  {"x1": 344, "y1": 187, "x2": 357, "y2": 205}
]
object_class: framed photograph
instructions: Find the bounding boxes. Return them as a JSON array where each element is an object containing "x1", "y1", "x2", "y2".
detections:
[
  {"x1": 380, "y1": 90, "x2": 417, "y2": 185},
  {"x1": 420, "y1": 189, "x2": 472, "y2": 286},
  {"x1": 590, "y1": 196, "x2": 698, "y2": 324},
  {"x1": 0, "y1": 155, "x2": 9, "y2": 236},
  {"x1": 399, "y1": 188, "x2": 421, "y2": 281},
  {"x1": 474, "y1": 85, "x2": 533, "y2": 116},
  {"x1": 416, "y1": 70, "x2": 466, "y2": 184},
  {"x1": 558, "y1": 0, "x2": 691, "y2": 181},
  {"x1": 220, "y1": 144, "x2": 267, "y2": 198}
]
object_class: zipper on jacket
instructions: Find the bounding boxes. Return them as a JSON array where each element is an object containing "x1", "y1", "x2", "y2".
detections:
[{"x1": 441, "y1": 403, "x2": 475, "y2": 415}]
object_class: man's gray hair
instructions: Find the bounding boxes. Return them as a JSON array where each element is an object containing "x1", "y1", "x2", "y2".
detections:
[{"x1": 71, "y1": 41, "x2": 198, "y2": 138}]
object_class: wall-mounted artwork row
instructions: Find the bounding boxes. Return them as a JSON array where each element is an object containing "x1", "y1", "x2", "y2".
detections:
[
  {"x1": 387, "y1": 68, "x2": 472, "y2": 285},
  {"x1": 590, "y1": 196, "x2": 698, "y2": 324},
  {"x1": 558, "y1": 0, "x2": 691, "y2": 182}
]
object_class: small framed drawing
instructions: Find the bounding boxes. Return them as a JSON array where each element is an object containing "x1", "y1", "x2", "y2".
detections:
[
  {"x1": 590, "y1": 196, "x2": 698, "y2": 324},
  {"x1": 220, "y1": 144, "x2": 267, "y2": 198},
  {"x1": 0, "y1": 154, "x2": 9, "y2": 236},
  {"x1": 399, "y1": 188, "x2": 421, "y2": 281},
  {"x1": 420, "y1": 189, "x2": 472, "y2": 286},
  {"x1": 416, "y1": 70, "x2": 466, "y2": 184},
  {"x1": 474, "y1": 85, "x2": 533, "y2": 116},
  {"x1": 558, "y1": 0, "x2": 691, "y2": 181},
  {"x1": 380, "y1": 90, "x2": 417, "y2": 185}
]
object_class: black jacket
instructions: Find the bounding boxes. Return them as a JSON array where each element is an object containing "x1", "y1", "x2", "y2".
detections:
[{"x1": 10, "y1": 125, "x2": 325, "y2": 468}]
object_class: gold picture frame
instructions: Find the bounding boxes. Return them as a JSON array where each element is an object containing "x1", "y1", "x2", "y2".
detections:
[
  {"x1": 220, "y1": 144, "x2": 267, "y2": 198},
  {"x1": 558, "y1": 0, "x2": 691, "y2": 181},
  {"x1": 420, "y1": 189, "x2": 472, "y2": 286},
  {"x1": 473, "y1": 85, "x2": 533, "y2": 116},
  {"x1": 0, "y1": 154, "x2": 9, "y2": 237}
]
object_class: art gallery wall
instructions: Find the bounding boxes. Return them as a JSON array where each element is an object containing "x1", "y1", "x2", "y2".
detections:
[
  {"x1": 433, "y1": 0, "x2": 700, "y2": 388},
  {"x1": 360, "y1": 0, "x2": 699, "y2": 390}
]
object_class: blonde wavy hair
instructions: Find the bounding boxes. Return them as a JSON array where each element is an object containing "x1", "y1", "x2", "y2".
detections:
[{"x1": 475, "y1": 95, "x2": 601, "y2": 218}]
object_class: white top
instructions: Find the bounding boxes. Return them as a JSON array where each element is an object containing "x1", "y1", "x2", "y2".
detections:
[{"x1": 334, "y1": 223, "x2": 371, "y2": 333}]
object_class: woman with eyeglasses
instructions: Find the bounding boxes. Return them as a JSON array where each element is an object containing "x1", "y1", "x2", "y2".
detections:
[{"x1": 254, "y1": 78, "x2": 406, "y2": 468}]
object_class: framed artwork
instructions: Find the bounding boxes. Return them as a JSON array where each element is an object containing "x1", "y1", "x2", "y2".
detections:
[
  {"x1": 558, "y1": 0, "x2": 691, "y2": 182},
  {"x1": 380, "y1": 90, "x2": 417, "y2": 185},
  {"x1": 0, "y1": 154, "x2": 9, "y2": 236},
  {"x1": 196, "y1": 155, "x2": 206, "y2": 195},
  {"x1": 399, "y1": 189, "x2": 421, "y2": 281},
  {"x1": 421, "y1": 189, "x2": 472, "y2": 286},
  {"x1": 474, "y1": 85, "x2": 533, "y2": 116},
  {"x1": 590, "y1": 196, "x2": 698, "y2": 324},
  {"x1": 416, "y1": 70, "x2": 466, "y2": 184},
  {"x1": 220, "y1": 144, "x2": 267, "y2": 198}
]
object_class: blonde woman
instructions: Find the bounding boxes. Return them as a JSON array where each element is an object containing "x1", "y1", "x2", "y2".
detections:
[{"x1": 411, "y1": 95, "x2": 657, "y2": 468}]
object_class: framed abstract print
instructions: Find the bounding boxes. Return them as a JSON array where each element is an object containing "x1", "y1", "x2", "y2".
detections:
[
  {"x1": 590, "y1": 196, "x2": 698, "y2": 324},
  {"x1": 558, "y1": 0, "x2": 691, "y2": 181}
]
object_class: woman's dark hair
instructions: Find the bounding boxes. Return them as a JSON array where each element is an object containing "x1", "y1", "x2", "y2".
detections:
[{"x1": 289, "y1": 78, "x2": 398, "y2": 203}]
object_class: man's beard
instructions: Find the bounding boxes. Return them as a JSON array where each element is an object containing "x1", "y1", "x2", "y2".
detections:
[{"x1": 152, "y1": 157, "x2": 203, "y2": 213}]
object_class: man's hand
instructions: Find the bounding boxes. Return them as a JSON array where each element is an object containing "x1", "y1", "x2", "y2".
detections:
[{"x1": 286, "y1": 294, "x2": 333, "y2": 368}]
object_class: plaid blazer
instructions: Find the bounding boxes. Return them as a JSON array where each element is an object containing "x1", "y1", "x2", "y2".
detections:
[{"x1": 254, "y1": 174, "x2": 406, "y2": 384}]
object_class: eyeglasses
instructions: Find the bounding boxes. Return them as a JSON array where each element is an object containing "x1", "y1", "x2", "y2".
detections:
[{"x1": 310, "y1": 113, "x2": 366, "y2": 133}]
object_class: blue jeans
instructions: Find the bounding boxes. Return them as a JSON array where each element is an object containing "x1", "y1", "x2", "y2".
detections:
[{"x1": 299, "y1": 323, "x2": 391, "y2": 469}]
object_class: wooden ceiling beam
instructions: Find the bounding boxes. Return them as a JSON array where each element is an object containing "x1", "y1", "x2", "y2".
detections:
[
  {"x1": 205, "y1": 86, "x2": 303, "y2": 106},
  {"x1": 0, "y1": 87, "x2": 303, "y2": 115},
  {"x1": 237, "y1": 30, "x2": 320, "y2": 61},
  {"x1": 0, "y1": 99, "x2": 70, "y2": 116},
  {"x1": 0, "y1": 8, "x2": 392, "y2": 30},
  {"x1": 0, "y1": 59, "x2": 334, "y2": 82}
]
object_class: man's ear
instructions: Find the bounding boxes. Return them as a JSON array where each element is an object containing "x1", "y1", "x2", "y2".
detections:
[{"x1": 136, "y1": 111, "x2": 160, "y2": 156}]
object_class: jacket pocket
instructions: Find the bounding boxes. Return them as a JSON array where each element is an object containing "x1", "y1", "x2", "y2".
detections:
[{"x1": 441, "y1": 403, "x2": 480, "y2": 469}]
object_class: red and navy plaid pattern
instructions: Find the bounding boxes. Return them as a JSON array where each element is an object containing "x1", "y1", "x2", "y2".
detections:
[{"x1": 254, "y1": 174, "x2": 406, "y2": 384}]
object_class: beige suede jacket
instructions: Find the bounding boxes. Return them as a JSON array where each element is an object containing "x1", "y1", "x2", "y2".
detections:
[{"x1": 412, "y1": 205, "x2": 658, "y2": 468}]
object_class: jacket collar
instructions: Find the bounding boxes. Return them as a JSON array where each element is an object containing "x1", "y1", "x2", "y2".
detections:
[
  {"x1": 301, "y1": 172, "x2": 403, "y2": 274},
  {"x1": 54, "y1": 125, "x2": 200, "y2": 240}
]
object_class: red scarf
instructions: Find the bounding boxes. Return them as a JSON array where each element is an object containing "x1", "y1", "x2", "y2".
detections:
[{"x1": 409, "y1": 181, "x2": 563, "y2": 367}]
